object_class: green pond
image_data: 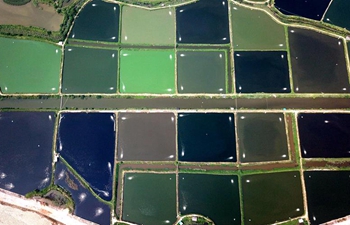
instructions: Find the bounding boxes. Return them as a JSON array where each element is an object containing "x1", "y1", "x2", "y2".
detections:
[
  {"x1": 119, "y1": 49, "x2": 175, "y2": 94},
  {"x1": 122, "y1": 173, "x2": 177, "y2": 225},
  {"x1": 121, "y1": 6, "x2": 175, "y2": 45},
  {"x1": 177, "y1": 50, "x2": 226, "y2": 93},
  {"x1": 179, "y1": 173, "x2": 241, "y2": 225},
  {"x1": 0, "y1": 37, "x2": 61, "y2": 94},
  {"x1": 242, "y1": 171, "x2": 304, "y2": 225},
  {"x1": 62, "y1": 46, "x2": 118, "y2": 93},
  {"x1": 237, "y1": 113, "x2": 289, "y2": 163},
  {"x1": 231, "y1": 3, "x2": 286, "y2": 50}
]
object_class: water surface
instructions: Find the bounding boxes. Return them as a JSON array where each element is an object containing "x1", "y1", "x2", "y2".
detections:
[
  {"x1": 298, "y1": 113, "x2": 350, "y2": 158},
  {"x1": 176, "y1": 0, "x2": 230, "y2": 44},
  {"x1": 324, "y1": 0, "x2": 350, "y2": 31},
  {"x1": 55, "y1": 161, "x2": 111, "y2": 225},
  {"x1": 177, "y1": 50, "x2": 226, "y2": 93},
  {"x1": 304, "y1": 171, "x2": 350, "y2": 225},
  {"x1": 119, "y1": 49, "x2": 175, "y2": 94},
  {"x1": 69, "y1": 0, "x2": 120, "y2": 42},
  {"x1": 242, "y1": 171, "x2": 304, "y2": 225},
  {"x1": 274, "y1": 0, "x2": 331, "y2": 21},
  {"x1": 118, "y1": 113, "x2": 176, "y2": 161},
  {"x1": 179, "y1": 173, "x2": 240, "y2": 225},
  {"x1": 234, "y1": 51, "x2": 290, "y2": 93},
  {"x1": 56, "y1": 112, "x2": 115, "y2": 201},
  {"x1": 0, "y1": 37, "x2": 61, "y2": 94},
  {"x1": 62, "y1": 46, "x2": 118, "y2": 93},
  {"x1": 121, "y1": 6, "x2": 175, "y2": 45},
  {"x1": 289, "y1": 27, "x2": 350, "y2": 93},
  {"x1": 237, "y1": 113, "x2": 289, "y2": 163},
  {"x1": 178, "y1": 113, "x2": 236, "y2": 162},
  {"x1": 122, "y1": 173, "x2": 176, "y2": 225},
  {"x1": 231, "y1": 3, "x2": 286, "y2": 50},
  {"x1": 0, "y1": 112, "x2": 55, "y2": 195}
]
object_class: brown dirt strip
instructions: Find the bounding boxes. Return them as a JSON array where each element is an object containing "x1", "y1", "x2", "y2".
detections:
[{"x1": 304, "y1": 160, "x2": 350, "y2": 169}]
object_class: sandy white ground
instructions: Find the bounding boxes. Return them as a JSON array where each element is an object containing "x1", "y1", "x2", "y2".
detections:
[{"x1": 0, "y1": 188, "x2": 95, "y2": 225}]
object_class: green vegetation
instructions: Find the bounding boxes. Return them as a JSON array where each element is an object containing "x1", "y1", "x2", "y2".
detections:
[
  {"x1": 25, "y1": 185, "x2": 75, "y2": 212},
  {"x1": 3, "y1": 0, "x2": 31, "y2": 6}
]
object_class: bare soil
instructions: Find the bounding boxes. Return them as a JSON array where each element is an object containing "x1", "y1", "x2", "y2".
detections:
[{"x1": 0, "y1": 1, "x2": 63, "y2": 31}]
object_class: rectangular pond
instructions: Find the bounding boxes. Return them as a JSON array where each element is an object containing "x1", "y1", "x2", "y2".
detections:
[
  {"x1": 0, "y1": 37, "x2": 61, "y2": 94},
  {"x1": 121, "y1": 6, "x2": 175, "y2": 45},
  {"x1": 179, "y1": 173, "x2": 241, "y2": 225},
  {"x1": 122, "y1": 172, "x2": 177, "y2": 225},
  {"x1": 62, "y1": 46, "x2": 118, "y2": 94},
  {"x1": 288, "y1": 27, "x2": 350, "y2": 93},
  {"x1": 55, "y1": 161, "x2": 111, "y2": 225},
  {"x1": 234, "y1": 51, "x2": 290, "y2": 93},
  {"x1": 69, "y1": 0, "x2": 120, "y2": 42},
  {"x1": 119, "y1": 49, "x2": 175, "y2": 94},
  {"x1": 177, "y1": 113, "x2": 236, "y2": 162},
  {"x1": 117, "y1": 112, "x2": 176, "y2": 161},
  {"x1": 56, "y1": 112, "x2": 116, "y2": 201},
  {"x1": 304, "y1": 171, "x2": 350, "y2": 225},
  {"x1": 0, "y1": 111, "x2": 55, "y2": 195},
  {"x1": 176, "y1": 0, "x2": 230, "y2": 44},
  {"x1": 237, "y1": 113, "x2": 289, "y2": 163},
  {"x1": 242, "y1": 171, "x2": 304, "y2": 225},
  {"x1": 231, "y1": 3, "x2": 286, "y2": 50},
  {"x1": 177, "y1": 50, "x2": 227, "y2": 94},
  {"x1": 298, "y1": 113, "x2": 350, "y2": 158}
]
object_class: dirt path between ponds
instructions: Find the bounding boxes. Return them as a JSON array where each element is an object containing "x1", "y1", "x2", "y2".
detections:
[{"x1": 0, "y1": 1, "x2": 63, "y2": 31}]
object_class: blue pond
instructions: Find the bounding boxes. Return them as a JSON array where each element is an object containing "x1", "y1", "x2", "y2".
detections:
[
  {"x1": 0, "y1": 112, "x2": 55, "y2": 195},
  {"x1": 55, "y1": 161, "x2": 111, "y2": 225},
  {"x1": 56, "y1": 112, "x2": 115, "y2": 201},
  {"x1": 176, "y1": 0, "x2": 230, "y2": 44},
  {"x1": 298, "y1": 113, "x2": 350, "y2": 158},
  {"x1": 177, "y1": 113, "x2": 236, "y2": 162},
  {"x1": 274, "y1": 0, "x2": 331, "y2": 21}
]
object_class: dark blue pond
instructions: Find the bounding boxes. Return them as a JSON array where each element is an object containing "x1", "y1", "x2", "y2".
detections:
[
  {"x1": 274, "y1": 0, "x2": 331, "y2": 21},
  {"x1": 304, "y1": 171, "x2": 350, "y2": 224},
  {"x1": 56, "y1": 112, "x2": 115, "y2": 201},
  {"x1": 55, "y1": 161, "x2": 111, "y2": 225},
  {"x1": 0, "y1": 112, "x2": 55, "y2": 195},
  {"x1": 179, "y1": 174, "x2": 241, "y2": 225},
  {"x1": 298, "y1": 113, "x2": 350, "y2": 158},
  {"x1": 178, "y1": 113, "x2": 236, "y2": 162},
  {"x1": 69, "y1": 0, "x2": 120, "y2": 42},
  {"x1": 234, "y1": 51, "x2": 290, "y2": 93},
  {"x1": 176, "y1": 0, "x2": 230, "y2": 44}
]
